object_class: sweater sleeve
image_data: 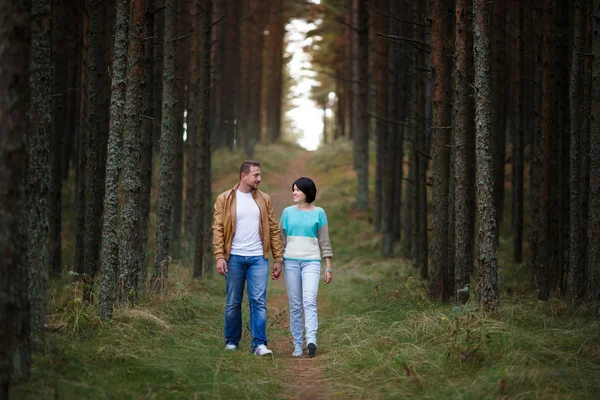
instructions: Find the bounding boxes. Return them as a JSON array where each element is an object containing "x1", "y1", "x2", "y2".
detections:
[
  {"x1": 317, "y1": 209, "x2": 333, "y2": 258},
  {"x1": 279, "y1": 209, "x2": 287, "y2": 250}
]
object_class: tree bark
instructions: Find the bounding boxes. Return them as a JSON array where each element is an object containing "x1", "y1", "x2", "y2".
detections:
[
  {"x1": 184, "y1": 0, "x2": 199, "y2": 264},
  {"x1": 453, "y1": 0, "x2": 473, "y2": 304},
  {"x1": 492, "y1": 0, "x2": 507, "y2": 237},
  {"x1": 429, "y1": 0, "x2": 454, "y2": 302},
  {"x1": 587, "y1": 0, "x2": 600, "y2": 314},
  {"x1": 1, "y1": 0, "x2": 32, "y2": 387},
  {"x1": 99, "y1": 0, "x2": 129, "y2": 320},
  {"x1": 353, "y1": 0, "x2": 369, "y2": 211},
  {"x1": 119, "y1": 0, "x2": 145, "y2": 304},
  {"x1": 381, "y1": 0, "x2": 396, "y2": 255},
  {"x1": 473, "y1": 0, "x2": 500, "y2": 314},
  {"x1": 194, "y1": 0, "x2": 213, "y2": 279},
  {"x1": 511, "y1": 0, "x2": 525, "y2": 265},
  {"x1": 531, "y1": 0, "x2": 552, "y2": 301},
  {"x1": 139, "y1": 0, "x2": 155, "y2": 290},
  {"x1": 49, "y1": 0, "x2": 67, "y2": 280},
  {"x1": 152, "y1": 0, "x2": 177, "y2": 290},
  {"x1": 170, "y1": 0, "x2": 186, "y2": 261},
  {"x1": 84, "y1": 0, "x2": 109, "y2": 288},
  {"x1": 152, "y1": 0, "x2": 165, "y2": 148},
  {"x1": 27, "y1": 0, "x2": 51, "y2": 343},
  {"x1": 74, "y1": 4, "x2": 89, "y2": 276},
  {"x1": 569, "y1": 0, "x2": 586, "y2": 304},
  {"x1": 266, "y1": 0, "x2": 284, "y2": 143}
]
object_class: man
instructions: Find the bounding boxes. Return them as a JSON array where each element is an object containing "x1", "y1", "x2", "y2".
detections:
[{"x1": 212, "y1": 160, "x2": 284, "y2": 356}]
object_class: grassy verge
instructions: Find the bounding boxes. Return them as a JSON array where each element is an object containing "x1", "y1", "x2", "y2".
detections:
[
  {"x1": 311, "y1": 140, "x2": 600, "y2": 399},
  {"x1": 12, "y1": 139, "x2": 600, "y2": 399},
  {"x1": 13, "y1": 141, "x2": 303, "y2": 400}
]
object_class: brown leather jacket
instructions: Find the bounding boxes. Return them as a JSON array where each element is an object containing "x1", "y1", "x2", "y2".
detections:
[{"x1": 212, "y1": 182, "x2": 284, "y2": 262}]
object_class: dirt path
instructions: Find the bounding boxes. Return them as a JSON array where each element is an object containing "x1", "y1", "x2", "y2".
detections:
[{"x1": 267, "y1": 152, "x2": 331, "y2": 400}]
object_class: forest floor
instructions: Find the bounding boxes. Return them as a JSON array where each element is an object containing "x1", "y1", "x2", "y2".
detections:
[{"x1": 12, "y1": 140, "x2": 600, "y2": 399}]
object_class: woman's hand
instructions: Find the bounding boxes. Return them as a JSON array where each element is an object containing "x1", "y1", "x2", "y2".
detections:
[{"x1": 324, "y1": 270, "x2": 332, "y2": 284}]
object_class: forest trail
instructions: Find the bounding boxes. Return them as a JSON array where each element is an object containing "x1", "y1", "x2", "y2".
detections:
[{"x1": 266, "y1": 151, "x2": 331, "y2": 400}]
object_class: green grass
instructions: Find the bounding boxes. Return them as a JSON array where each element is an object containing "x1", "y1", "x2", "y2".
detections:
[
  {"x1": 311, "y1": 140, "x2": 600, "y2": 399},
  {"x1": 12, "y1": 139, "x2": 600, "y2": 399}
]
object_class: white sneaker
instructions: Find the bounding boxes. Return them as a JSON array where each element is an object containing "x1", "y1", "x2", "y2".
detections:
[
  {"x1": 224, "y1": 344, "x2": 237, "y2": 351},
  {"x1": 254, "y1": 344, "x2": 273, "y2": 356},
  {"x1": 292, "y1": 344, "x2": 303, "y2": 357}
]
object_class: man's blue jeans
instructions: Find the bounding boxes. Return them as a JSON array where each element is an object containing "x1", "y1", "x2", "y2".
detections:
[{"x1": 224, "y1": 255, "x2": 269, "y2": 350}]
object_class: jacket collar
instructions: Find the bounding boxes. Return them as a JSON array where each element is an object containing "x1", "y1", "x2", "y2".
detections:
[{"x1": 229, "y1": 182, "x2": 259, "y2": 199}]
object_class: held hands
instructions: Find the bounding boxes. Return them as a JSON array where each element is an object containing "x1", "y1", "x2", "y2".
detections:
[
  {"x1": 324, "y1": 267, "x2": 333, "y2": 285},
  {"x1": 272, "y1": 261, "x2": 282, "y2": 280},
  {"x1": 216, "y1": 258, "x2": 228, "y2": 276}
]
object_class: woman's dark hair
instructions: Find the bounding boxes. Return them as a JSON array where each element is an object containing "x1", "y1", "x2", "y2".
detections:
[{"x1": 292, "y1": 177, "x2": 317, "y2": 203}]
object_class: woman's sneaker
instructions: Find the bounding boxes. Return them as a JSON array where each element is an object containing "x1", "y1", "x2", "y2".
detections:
[
  {"x1": 307, "y1": 343, "x2": 317, "y2": 357},
  {"x1": 254, "y1": 344, "x2": 273, "y2": 356},
  {"x1": 292, "y1": 344, "x2": 303, "y2": 357},
  {"x1": 224, "y1": 344, "x2": 237, "y2": 351}
]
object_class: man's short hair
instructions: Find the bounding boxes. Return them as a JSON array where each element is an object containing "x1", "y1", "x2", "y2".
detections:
[{"x1": 240, "y1": 160, "x2": 261, "y2": 178}]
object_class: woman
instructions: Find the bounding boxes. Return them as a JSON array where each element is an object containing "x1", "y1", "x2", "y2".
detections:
[{"x1": 279, "y1": 177, "x2": 333, "y2": 357}]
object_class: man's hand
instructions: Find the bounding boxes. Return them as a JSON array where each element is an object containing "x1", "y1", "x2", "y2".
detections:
[
  {"x1": 216, "y1": 258, "x2": 228, "y2": 276},
  {"x1": 272, "y1": 261, "x2": 282, "y2": 280}
]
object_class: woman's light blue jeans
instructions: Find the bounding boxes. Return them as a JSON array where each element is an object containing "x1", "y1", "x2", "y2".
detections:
[
  {"x1": 224, "y1": 255, "x2": 269, "y2": 351},
  {"x1": 283, "y1": 260, "x2": 321, "y2": 347}
]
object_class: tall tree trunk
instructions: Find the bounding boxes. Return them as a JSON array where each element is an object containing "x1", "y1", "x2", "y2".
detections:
[
  {"x1": 266, "y1": 0, "x2": 284, "y2": 143},
  {"x1": 587, "y1": 0, "x2": 600, "y2": 314},
  {"x1": 453, "y1": 0, "x2": 473, "y2": 304},
  {"x1": 550, "y1": 0, "x2": 570, "y2": 296},
  {"x1": 531, "y1": 0, "x2": 552, "y2": 301},
  {"x1": 49, "y1": 0, "x2": 67, "y2": 280},
  {"x1": 511, "y1": 0, "x2": 525, "y2": 264},
  {"x1": 84, "y1": 0, "x2": 109, "y2": 288},
  {"x1": 222, "y1": 0, "x2": 239, "y2": 151},
  {"x1": 120, "y1": 0, "x2": 145, "y2": 304},
  {"x1": 353, "y1": 0, "x2": 369, "y2": 211},
  {"x1": 184, "y1": 0, "x2": 199, "y2": 264},
  {"x1": 402, "y1": 152, "x2": 414, "y2": 258},
  {"x1": 152, "y1": 0, "x2": 165, "y2": 148},
  {"x1": 0, "y1": 0, "x2": 31, "y2": 387},
  {"x1": 74, "y1": 5, "x2": 89, "y2": 276},
  {"x1": 139, "y1": 0, "x2": 155, "y2": 290},
  {"x1": 194, "y1": 0, "x2": 213, "y2": 279},
  {"x1": 381, "y1": 0, "x2": 396, "y2": 255},
  {"x1": 373, "y1": 0, "x2": 389, "y2": 235},
  {"x1": 99, "y1": 0, "x2": 128, "y2": 320},
  {"x1": 202, "y1": 0, "x2": 214, "y2": 278},
  {"x1": 492, "y1": 0, "x2": 507, "y2": 237},
  {"x1": 170, "y1": 0, "x2": 186, "y2": 261},
  {"x1": 152, "y1": 0, "x2": 177, "y2": 290},
  {"x1": 392, "y1": 10, "x2": 410, "y2": 243},
  {"x1": 27, "y1": 0, "x2": 51, "y2": 343},
  {"x1": 473, "y1": 0, "x2": 500, "y2": 314},
  {"x1": 569, "y1": 0, "x2": 586, "y2": 304},
  {"x1": 580, "y1": 3, "x2": 593, "y2": 306},
  {"x1": 430, "y1": 0, "x2": 454, "y2": 302}
]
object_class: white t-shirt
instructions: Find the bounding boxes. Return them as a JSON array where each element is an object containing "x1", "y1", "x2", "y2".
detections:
[{"x1": 230, "y1": 190, "x2": 264, "y2": 256}]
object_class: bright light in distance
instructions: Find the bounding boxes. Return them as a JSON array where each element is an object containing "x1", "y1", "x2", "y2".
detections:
[{"x1": 285, "y1": 18, "x2": 323, "y2": 151}]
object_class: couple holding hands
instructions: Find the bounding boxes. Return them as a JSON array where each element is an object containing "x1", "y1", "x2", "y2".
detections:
[{"x1": 212, "y1": 160, "x2": 333, "y2": 357}]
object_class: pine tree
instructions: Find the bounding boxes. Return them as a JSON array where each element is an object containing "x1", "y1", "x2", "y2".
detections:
[
  {"x1": 0, "y1": 0, "x2": 32, "y2": 385},
  {"x1": 453, "y1": 0, "x2": 474, "y2": 304},
  {"x1": 152, "y1": 0, "x2": 178, "y2": 290},
  {"x1": 473, "y1": 0, "x2": 500, "y2": 314},
  {"x1": 120, "y1": 0, "x2": 145, "y2": 303},
  {"x1": 99, "y1": 0, "x2": 129, "y2": 320},
  {"x1": 27, "y1": 0, "x2": 51, "y2": 342}
]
